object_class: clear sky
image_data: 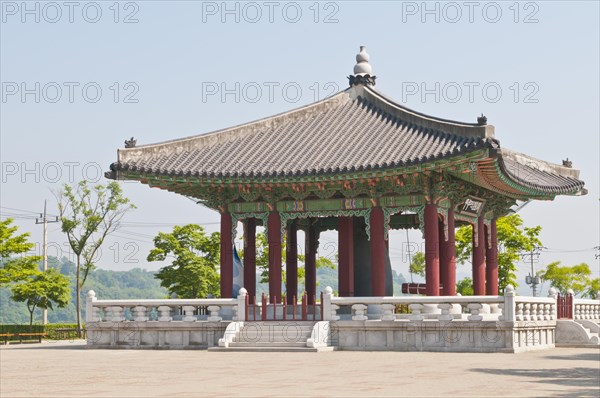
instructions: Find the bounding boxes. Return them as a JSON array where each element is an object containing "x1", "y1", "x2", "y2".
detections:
[{"x1": 1, "y1": 1, "x2": 598, "y2": 296}]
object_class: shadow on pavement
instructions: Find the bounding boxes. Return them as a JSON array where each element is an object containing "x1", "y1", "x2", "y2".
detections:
[
  {"x1": 471, "y1": 366, "x2": 600, "y2": 397},
  {"x1": 543, "y1": 352, "x2": 600, "y2": 362}
]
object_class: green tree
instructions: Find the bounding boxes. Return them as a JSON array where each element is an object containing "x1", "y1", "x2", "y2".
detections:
[
  {"x1": 0, "y1": 219, "x2": 39, "y2": 285},
  {"x1": 455, "y1": 214, "x2": 542, "y2": 293},
  {"x1": 540, "y1": 261, "x2": 594, "y2": 296},
  {"x1": 456, "y1": 277, "x2": 474, "y2": 296},
  {"x1": 57, "y1": 180, "x2": 135, "y2": 336},
  {"x1": 148, "y1": 224, "x2": 220, "y2": 298},
  {"x1": 0, "y1": 219, "x2": 71, "y2": 327},
  {"x1": 10, "y1": 268, "x2": 70, "y2": 328},
  {"x1": 408, "y1": 252, "x2": 425, "y2": 279},
  {"x1": 584, "y1": 278, "x2": 599, "y2": 299}
]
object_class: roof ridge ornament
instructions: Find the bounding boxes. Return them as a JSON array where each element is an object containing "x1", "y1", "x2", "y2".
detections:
[
  {"x1": 124, "y1": 137, "x2": 137, "y2": 148},
  {"x1": 348, "y1": 46, "x2": 376, "y2": 87},
  {"x1": 477, "y1": 114, "x2": 488, "y2": 125}
]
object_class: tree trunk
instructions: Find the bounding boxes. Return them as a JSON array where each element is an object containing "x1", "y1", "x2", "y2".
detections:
[
  {"x1": 29, "y1": 309, "x2": 34, "y2": 330},
  {"x1": 76, "y1": 255, "x2": 82, "y2": 338}
]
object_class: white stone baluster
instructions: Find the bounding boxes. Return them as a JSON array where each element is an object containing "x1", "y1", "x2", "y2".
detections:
[
  {"x1": 133, "y1": 306, "x2": 149, "y2": 322},
  {"x1": 516, "y1": 303, "x2": 524, "y2": 321},
  {"x1": 207, "y1": 306, "x2": 222, "y2": 321},
  {"x1": 467, "y1": 303, "x2": 483, "y2": 321},
  {"x1": 108, "y1": 306, "x2": 124, "y2": 322},
  {"x1": 523, "y1": 303, "x2": 531, "y2": 321},
  {"x1": 381, "y1": 304, "x2": 395, "y2": 321},
  {"x1": 408, "y1": 304, "x2": 424, "y2": 321},
  {"x1": 533, "y1": 303, "x2": 540, "y2": 321},
  {"x1": 330, "y1": 304, "x2": 340, "y2": 321},
  {"x1": 498, "y1": 303, "x2": 505, "y2": 321},
  {"x1": 92, "y1": 306, "x2": 102, "y2": 322},
  {"x1": 438, "y1": 303, "x2": 453, "y2": 321},
  {"x1": 543, "y1": 303, "x2": 551, "y2": 321},
  {"x1": 157, "y1": 305, "x2": 172, "y2": 321},
  {"x1": 182, "y1": 305, "x2": 197, "y2": 322},
  {"x1": 585, "y1": 304, "x2": 591, "y2": 320},
  {"x1": 352, "y1": 304, "x2": 368, "y2": 321},
  {"x1": 574, "y1": 304, "x2": 581, "y2": 320}
]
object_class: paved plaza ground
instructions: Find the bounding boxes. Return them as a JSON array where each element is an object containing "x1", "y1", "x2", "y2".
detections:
[{"x1": 1, "y1": 341, "x2": 598, "y2": 397}]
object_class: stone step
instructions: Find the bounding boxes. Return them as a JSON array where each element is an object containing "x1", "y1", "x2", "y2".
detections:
[
  {"x1": 233, "y1": 336, "x2": 311, "y2": 343},
  {"x1": 229, "y1": 341, "x2": 308, "y2": 348},
  {"x1": 208, "y1": 346, "x2": 334, "y2": 352}
]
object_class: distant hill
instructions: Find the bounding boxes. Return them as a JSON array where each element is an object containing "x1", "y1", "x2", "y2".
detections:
[
  {"x1": 1, "y1": 257, "x2": 408, "y2": 324},
  {"x1": 0, "y1": 256, "x2": 168, "y2": 324}
]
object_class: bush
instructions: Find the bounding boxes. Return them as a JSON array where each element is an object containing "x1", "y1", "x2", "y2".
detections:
[{"x1": 0, "y1": 323, "x2": 84, "y2": 341}]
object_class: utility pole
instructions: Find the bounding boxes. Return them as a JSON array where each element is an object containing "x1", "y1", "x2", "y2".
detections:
[
  {"x1": 35, "y1": 200, "x2": 59, "y2": 324},
  {"x1": 523, "y1": 246, "x2": 541, "y2": 297}
]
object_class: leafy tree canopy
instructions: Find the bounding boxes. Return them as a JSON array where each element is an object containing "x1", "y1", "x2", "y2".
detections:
[
  {"x1": 11, "y1": 268, "x2": 70, "y2": 327},
  {"x1": 540, "y1": 261, "x2": 595, "y2": 297},
  {"x1": 148, "y1": 224, "x2": 220, "y2": 298},
  {"x1": 0, "y1": 219, "x2": 39, "y2": 285},
  {"x1": 456, "y1": 277, "x2": 474, "y2": 296},
  {"x1": 455, "y1": 214, "x2": 542, "y2": 292}
]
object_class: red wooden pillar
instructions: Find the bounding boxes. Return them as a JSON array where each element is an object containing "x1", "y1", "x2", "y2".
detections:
[
  {"x1": 243, "y1": 219, "x2": 256, "y2": 304},
  {"x1": 485, "y1": 219, "x2": 499, "y2": 295},
  {"x1": 472, "y1": 216, "x2": 486, "y2": 295},
  {"x1": 305, "y1": 221, "x2": 317, "y2": 305},
  {"x1": 370, "y1": 207, "x2": 386, "y2": 296},
  {"x1": 220, "y1": 212, "x2": 233, "y2": 299},
  {"x1": 424, "y1": 204, "x2": 440, "y2": 296},
  {"x1": 286, "y1": 220, "x2": 298, "y2": 305},
  {"x1": 338, "y1": 217, "x2": 354, "y2": 297},
  {"x1": 440, "y1": 208, "x2": 456, "y2": 295},
  {"x1": 267, "y1": 211, "x2": 282, "y2": 304}
]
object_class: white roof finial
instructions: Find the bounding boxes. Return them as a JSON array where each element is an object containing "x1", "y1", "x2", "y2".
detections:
[
  {"x1": 354, "y1": 46, "x2": 372, "y2": 76},
  {"x1": 349, "y1": 46, "x2": 376, "y2": 87}
]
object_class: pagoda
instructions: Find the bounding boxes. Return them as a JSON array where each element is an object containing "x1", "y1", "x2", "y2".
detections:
[{"x1": 106, "y1": 47, "x2": 586, "y2": 304}]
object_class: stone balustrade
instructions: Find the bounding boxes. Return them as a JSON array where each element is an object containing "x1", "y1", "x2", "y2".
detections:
[
  {"x1": 85, "y1": 290, "x2": 244, "y2": 324},
  {"x1": 573, "y1": 298, "x2": 600, "y2": 320},
  {"x1": 323, "y1": 285, "x2": 556, "y2": 324}
]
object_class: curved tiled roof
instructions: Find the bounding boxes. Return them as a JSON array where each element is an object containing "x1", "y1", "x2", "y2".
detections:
[
  {"x1": 111, "y1": 86, "x2": 494, "y2": 177},
  {"x1": 108, "y1": 85, "x2": 585, "y2": 197}
]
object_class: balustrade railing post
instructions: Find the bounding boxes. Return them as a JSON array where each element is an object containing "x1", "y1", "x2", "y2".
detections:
[
  {"x1": 237, "y1": 288, "x2": 247, "y2": 322},
  {"x1": 86, "y1": 290, "x2": 97, "y2": 323},
  {"x1": 503, "y1": 285, "x2": 515, "y2": 322},
  {"x1": 261, "y1": 293, "x2": 267, "y2": 321}
]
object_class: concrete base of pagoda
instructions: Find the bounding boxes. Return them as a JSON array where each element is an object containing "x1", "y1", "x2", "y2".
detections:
[
  {"x1": 84, "y1": 290, "x2": 599, "y2": 352},
  {"x1": 325, "y1": 320, "x2": 555, "y2": 353}
]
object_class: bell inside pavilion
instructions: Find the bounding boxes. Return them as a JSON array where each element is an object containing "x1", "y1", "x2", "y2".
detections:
[{"x1": 107, "y1": 46, "x2": 586, "y2": 304}]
